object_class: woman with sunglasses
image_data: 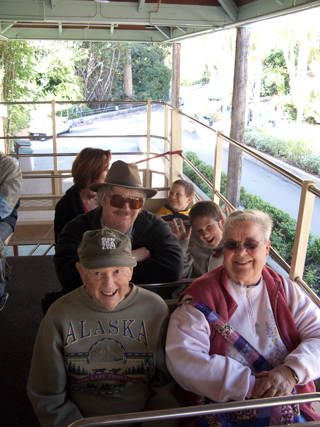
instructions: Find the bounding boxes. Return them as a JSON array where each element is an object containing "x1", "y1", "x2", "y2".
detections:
[
  {"x1": 166, "y1": 209, "x2": 320, "y2": 426},
  {"x1": 54, "y1": 147, "x2": 112, "y2": 242}
]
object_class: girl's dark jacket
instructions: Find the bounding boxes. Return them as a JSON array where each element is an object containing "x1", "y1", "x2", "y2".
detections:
[{"x1": 54, "y1": 185, "x2": 84, "y2": 242}]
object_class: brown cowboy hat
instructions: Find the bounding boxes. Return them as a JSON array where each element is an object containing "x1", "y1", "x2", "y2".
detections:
[{"x1": 89, "y1": 160, "x2": 157, "y2": 199}]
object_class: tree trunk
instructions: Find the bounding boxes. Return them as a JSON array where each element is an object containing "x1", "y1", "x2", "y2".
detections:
[
  {"x1": 123, "y1": 48, "x2": 133, "y2": 102},
  {"x1": 171, "y1": 43, "x2": 181, "y2": 109},
  {"x1": 226, "y1": 27, "x2": 250, "y2": 208}
]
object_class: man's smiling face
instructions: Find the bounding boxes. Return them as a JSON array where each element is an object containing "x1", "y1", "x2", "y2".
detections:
[
  {"x1": 77, "y1": 264, "x2": 133, "y2": 311},
  {"x1": 101, "y1": 186, "x2": 144, "y2": 234}
]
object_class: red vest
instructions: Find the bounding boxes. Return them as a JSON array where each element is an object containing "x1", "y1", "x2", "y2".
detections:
[{"x1": 180, "y1": 264, "x2": 320, "y2": 421}]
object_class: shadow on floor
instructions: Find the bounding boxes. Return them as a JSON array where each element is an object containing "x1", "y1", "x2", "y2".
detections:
[{"x1": 1, "y1": 256, "x2": 61, "y2": 426}]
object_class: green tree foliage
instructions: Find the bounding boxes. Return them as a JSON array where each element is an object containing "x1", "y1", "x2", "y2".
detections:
[
  {"x1": 32, "y1": 41, "x2": 82, "y2": 101},
  {"x1": 304, "y1": 87, "x2": 320, "y2": 124},
  {"x1": 0, "y1": 40, "x2": 172, "y2": 142},
  {"x1": 201, "y1": 64, "x2": 211, "y2": 85},
  {"x1": 131, "y1": 43, "x2": 171, "y2": 101},
  {"x1": 183, "y1": 151, "x2": 320, "y2": 295},
  {"x1": 261, "y1": 49, "x2": 290, "y2": 97},
  {"x1": 73, "y1": 41, "x2": 123, "y2": 104},
  {"x1": 0, "y1": 40, "x2": 82, "y2": 147},
  {"x1": 0, "y1": 40, "x2": 35, "y2": 101},
  {"x1": 71, "y1": 42, "x2": 171, "y2": 103},
  {"x1": 0, "y1": 40, "x2": 35, "y2": 144}
]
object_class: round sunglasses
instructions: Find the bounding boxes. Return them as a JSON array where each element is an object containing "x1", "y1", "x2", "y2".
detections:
[
  {"x1": 109, "y1": 194, "x2": 144, "y2": 210},
  {"x1": 223, "y1": 239, "x2": 262, "y2": 251}
]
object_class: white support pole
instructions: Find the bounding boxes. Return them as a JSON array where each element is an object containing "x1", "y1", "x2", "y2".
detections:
[
  {"x1": 164, "y1": 103, "x2": 169, "y2": 188},
  {"x1": 51, "y1": 100, "x2": 61, "y2": 195},
  {"x1": 170, "y1": 108, "x2": 183, "y2": 184},
  {"x1": 290, "y1": 180, "x2": 316, "y2": 282},
  {"x1": 213, "y1": 131, "x2": 223, "y2": 205},
  {"x1": 145, "y1": 100, "x2": 152, "y2": 189}
]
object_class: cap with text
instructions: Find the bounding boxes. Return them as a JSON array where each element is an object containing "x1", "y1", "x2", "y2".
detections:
[{"x1": 78, "y1": 228, "x2": 137, "y2": 270}]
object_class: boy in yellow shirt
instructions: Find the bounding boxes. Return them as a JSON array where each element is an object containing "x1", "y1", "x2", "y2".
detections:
[{"x1": 156, "y1": 179, "x2": 194, "y2": 222}]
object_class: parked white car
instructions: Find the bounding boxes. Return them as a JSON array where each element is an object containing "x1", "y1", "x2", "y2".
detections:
[{"x1": 29, "y1": 111, "x2": 72, "y2": 140}]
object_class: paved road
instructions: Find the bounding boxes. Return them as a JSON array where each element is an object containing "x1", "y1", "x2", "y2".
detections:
[{"x1": 27, "y1": 106, "x2": 319, "y2": 236}]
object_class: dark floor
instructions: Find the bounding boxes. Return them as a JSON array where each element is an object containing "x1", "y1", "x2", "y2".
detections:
[{"x1": 1, "y1": 256, "x2": 61, "y2": 427}]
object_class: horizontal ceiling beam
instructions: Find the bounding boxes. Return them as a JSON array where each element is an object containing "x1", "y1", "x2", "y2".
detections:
[
  {"x1": 0, "y1": 25, "x2": 203, "y2": 43},
  {"x1": 0, "y1": 0, "x2": 319, "y2": 43},
  {"x1": 0, "y1": 1, "x2": 229, "y2": 27}
]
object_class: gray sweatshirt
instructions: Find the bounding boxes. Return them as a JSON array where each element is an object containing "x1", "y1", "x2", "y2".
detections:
[{"x1": 27, "y1": 285, "x2": 182, "y2": 427}]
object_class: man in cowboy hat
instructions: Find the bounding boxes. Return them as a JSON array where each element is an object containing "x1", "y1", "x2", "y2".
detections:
[
  {"x1": 29, "y1": 229, "x2": 182, "y2": 426},
  {"x1": 54, "y1": 160, "x2": 184, "y2": 294}
]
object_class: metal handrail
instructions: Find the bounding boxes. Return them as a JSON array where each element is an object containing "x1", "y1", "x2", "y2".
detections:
[
  {"x1": 9, "y1": 152, "x2": 149, "y2": 158},
  {"x1": 2, "y1": 134, "x2": 164, "y2": 141},
  {"x1": 137, "y1": 278, "x2": 194, "y2": 289},
  {"x1": 0, "y1": 101, "x2": 320, "y2": 306},
  {"x1": 178, "y1": 110, "x2": 313, "y2": 189},
  {"x1": 68, "y1": 393, "x2": 320, "y2": 426},
  {"x1": 310, "y1": 185, "x2": 320, "y2": 198},
  {"x1": 220, "y1": 133, "x2": 305, "y2": 186},
  {"x1": 181, "y1": 152, "x2": 320, "y2": 308}
]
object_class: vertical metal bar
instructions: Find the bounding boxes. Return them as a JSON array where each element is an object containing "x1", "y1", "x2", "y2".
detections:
[
  {"x1": 290, "y1": 180, "x2": 316, "y2": 282},
  {"x1": 213, "y1": 131, "x2": 223, "y2": 205},
  {"x1": 51, "y1": 100, "x2": 61, "y2": 196},
  {"x1": 164, "y1": 103, "x2": 169, "y2": 188},
  {"x1": 170, "y1": 108, "x2": 182, "y2": 184},
  {"x1": 145, "y1": 100, "x2": 152, "y2": 188}
]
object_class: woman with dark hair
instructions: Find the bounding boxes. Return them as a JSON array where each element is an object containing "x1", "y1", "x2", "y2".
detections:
[{"x1": 54, "y1": 147, "x2": 111, "y2": 242}]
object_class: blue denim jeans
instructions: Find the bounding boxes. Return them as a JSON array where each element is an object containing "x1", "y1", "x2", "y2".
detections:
[{"x1": 0, "y1": 222, "x2": 14, "y2": 298}]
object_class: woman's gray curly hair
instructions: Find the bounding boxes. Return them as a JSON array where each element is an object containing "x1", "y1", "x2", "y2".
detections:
[{"x1": 223, "y1": 210, "x2": 273, "y2": 243}]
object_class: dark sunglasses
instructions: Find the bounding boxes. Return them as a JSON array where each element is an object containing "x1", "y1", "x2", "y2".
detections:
[
  {"x1": 109, "y1": 194, "x2": 144, "y2": 210},
  {"x1": 223, "y1": 239, "x2": 262, "y2": 251}
]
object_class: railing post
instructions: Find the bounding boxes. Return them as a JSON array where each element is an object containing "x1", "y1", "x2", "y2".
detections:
[
  {"x1": 144, "y1": 100, "x2": 152, "y2": 189},
  {"x1": 213, "y1": 131, "x2": 223, "y2": 205},
  {"x1": 290, "y1": 180, "x2": 316, "y2": 282},
  {"x1": 164, "y1": 102, "x2": 169, "y2": 188},
  {"x1": 51, "y1": 100, "x2": 61, "y2": 196},
  {"x1": 170, "y1": 107, "x2": 183, "y2": 184}
]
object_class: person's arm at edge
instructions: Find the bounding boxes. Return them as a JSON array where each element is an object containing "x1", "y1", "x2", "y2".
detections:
[
  {"x1": 0, "y1": 155, "x2": 22, "y2": 219},
  {"x1": 282, "y1": 277, "x2": 320, "y2": 385}
]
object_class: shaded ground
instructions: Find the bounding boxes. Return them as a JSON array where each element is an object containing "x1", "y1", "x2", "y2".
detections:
[{"x1": 0, "y1": 256, "x2": 60, "y2": 426}]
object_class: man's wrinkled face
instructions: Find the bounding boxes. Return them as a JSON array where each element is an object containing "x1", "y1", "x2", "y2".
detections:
[
  {"x1": 100, "y1": 186, "x2": 144, "y2": 234},
  {"x1": 77, "y1": 263, "x2": 133, "y2": 311}
]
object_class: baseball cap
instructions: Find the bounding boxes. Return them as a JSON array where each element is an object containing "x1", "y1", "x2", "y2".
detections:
[{"x1": 77, "y1": 228, "x2": 137, "y2": 270}]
